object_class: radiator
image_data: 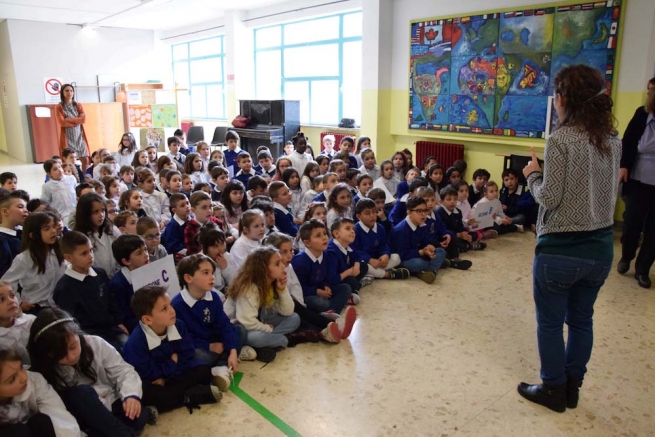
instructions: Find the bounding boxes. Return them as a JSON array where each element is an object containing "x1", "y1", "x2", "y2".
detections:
[
  {"x1": 415, "y1": 141, "x2": 465, "y2": 171},
  {"x1": 320, "y1": 132, "x2": 354, "y2": 151}
]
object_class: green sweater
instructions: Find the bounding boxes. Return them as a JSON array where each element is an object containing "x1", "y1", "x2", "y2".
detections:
[{"x1": 535, "y1": 226, "x2": 614, "y2": 261}]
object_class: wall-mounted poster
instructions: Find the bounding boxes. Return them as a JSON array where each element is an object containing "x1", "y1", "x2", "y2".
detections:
[
  {"x1": 409, "y1": 0, "x2": 622, "y2": 138},
  {"x1": 151, "y1": 104, "x2": 178, "y2": 128},
  {"x1": 129, "y1": 105, "x2": 153, "y2": 128},
  {"x1": 140, "y1": 128, "x2": 165, "y2": 151}
]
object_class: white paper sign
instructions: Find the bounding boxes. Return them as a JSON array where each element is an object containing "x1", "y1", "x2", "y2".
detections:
[
  {"x1": 470, "y1": 203, "x2": 495, "y2": 231},
  {"x1": 128, "y1": 91, "x2": 142, "y2": 104},
  {"x1": 131, "y1": 255, "x2": 180, "y2": 298},
  {"x1": 43, "y1": 77, "x2": 63, "y2": 104},
  {"x1": 35, "y1": 107, "x2": 51, "y2": 118},
  {"x1": 372, "y1": 178, "x2": 396, "y2": 204}
]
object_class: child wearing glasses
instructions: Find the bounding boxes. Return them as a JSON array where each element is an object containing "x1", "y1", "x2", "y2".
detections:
[{"x1": 136, "y1": 217, "x2": 168, "y2": 263}]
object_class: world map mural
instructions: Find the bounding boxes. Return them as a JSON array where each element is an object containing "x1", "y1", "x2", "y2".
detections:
[{"x1": 409, "y1": 1, "x2": 622, "y2": 138}]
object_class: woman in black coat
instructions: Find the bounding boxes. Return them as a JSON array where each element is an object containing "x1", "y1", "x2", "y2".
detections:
[{"x1": 617, "y1": 77, "x2": 655, "y2": 288}]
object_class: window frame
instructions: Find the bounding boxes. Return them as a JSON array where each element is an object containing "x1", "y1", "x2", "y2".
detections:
[
  {"x1": 172, "y1": 35, "x2": 227, "y2": 120},
  {"x1": 254, "y1": 10, "x2": 362, "y2": 126}
]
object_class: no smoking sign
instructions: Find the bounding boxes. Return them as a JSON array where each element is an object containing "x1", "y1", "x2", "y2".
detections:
[{"x1": 43, "y1": 77, "x2": 63, "y2": 103}]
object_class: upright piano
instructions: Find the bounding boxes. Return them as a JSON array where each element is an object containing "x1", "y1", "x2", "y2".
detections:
[{"x1": 233, "y1": 100, "x2": 300, "y2": 160}]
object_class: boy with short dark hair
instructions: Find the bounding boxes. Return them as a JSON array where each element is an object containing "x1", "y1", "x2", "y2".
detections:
[
  {"x1": 61, "y1": 147, "x2": 84, "y2": 182},
  {"x1": 1, "y1": 172, "x2": 18, "y2": 191},
  {"x1": 108, "y1": 235, "x2": 150, "y2": 333},
  {"x1": 163, "y1": 193, "x2": 190, "y2": 259},
  {"x1": 123, "y1": 285, "x2": 221, "y2": 413},
  {"x1": 353, "y1": 174, "x2": 373, "y2": 205},
  {"x1": 390, "y1": 196, "x2": 447, "y2": 284},
  {"x1": 500, "y1": 168, "x2": 537, "y2": 230},
  {"x1": 389, "y1": 177, "x2": 429, "y2": 225},
  {"x1": 291, "y1": 219, "x2": 353, "y2": 316},
  {"x1": 436, "y1": 186, "x2": 487, "y2": 252},
  {"x1": 54, "y1": 231, "x2": 126, "y2": 351},
  {"x1": 210, "y1": 166, "x2": 229, "y2": 202},
  {"x1": 269, "y1": 181, "x2": 298, "y2": 237},
  {"x1": 469, "y1": 168, "x2": 490, "y2": 207},
  {"x1": 120, "y1": 165, "x2": 137, "y2": 190},
  {"x1": 250, "y1": 199, "x2": 278, "y2": 235},
  {"x1": 172, "y1": 254, "x2": 256, "y2": 391},
  {"x1": 246, "y1": 175, "x2": 268, "y2": 202},
  {"x1": 41, "y1": 159, "x2": 77, "y2": 223},
  {"x1": 327, "y1": 218, "x2": 370, "y2": 304},
  {"x1": 366, "y1": 188, "x2": 392, "y2": 234},
  {"x1": 352, "y1": 198, "x2": 409, "y2": 281},
  {"x1": 224, "y1": 130, "x2": 242, "y2": 174},
  {"x1": 234, "y1": 153, "x2": 256, "y2": 186},
  {"x1": 0, "y1": 193, "x2": 27, "y2": 277},
  {"x1": 257, "y1": 150, "x2": 276, "y2": 178},
  {"x1": 312, "y1": 172, "x2": 339, "y2": 203},
  {"x1": 185, "y1": 191, "x2": 221, "y2": 255},
  {"x1": 137, "y1": 216, "x2": 168, "y2": 262},
  {"x1": 114, "y1": 210, "x2": 138, "y2": 235},
  {"x1": 167, "y1": 137, "x2": 185, "y2": 171}
]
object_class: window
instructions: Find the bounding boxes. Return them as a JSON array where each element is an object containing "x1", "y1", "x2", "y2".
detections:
[
  {"x1": 254, "y1": 11, "x2": 362, "y2": 126},
  {"x1": 172, "y1": 36, "x2": 226, "y2": 120}
]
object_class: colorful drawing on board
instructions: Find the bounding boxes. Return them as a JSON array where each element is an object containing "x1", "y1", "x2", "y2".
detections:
[
  {"x1": 140, "y1": 128, "x2": 165, "y2": 152},
  {"x1": 409, "y1": 0, "x2": 622, "y2": 138},
  {"x1": 141, "y1": 90, "x2": 156, "y2": 105},
  {"x1": 151, "y1": 104, "x2": 178, "y2": 128},
  {"x1": 129, "y1": 105, "x2": 152, "y2": 128}
]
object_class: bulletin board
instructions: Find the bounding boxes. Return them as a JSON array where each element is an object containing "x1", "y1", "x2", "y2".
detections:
[
  {"x1": 127, "y1": 89, "x2": 178, "y2": 128},
  {"x1": 408, "y1": 0, "x2": 623, "y2": 138}
]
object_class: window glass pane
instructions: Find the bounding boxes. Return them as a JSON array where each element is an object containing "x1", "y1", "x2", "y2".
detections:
[
  {"x1": 256, "y1": 26, "x2": 281, "y2": 49},
  {"x1": 284, "y1": 16, "x2": 339, "y2": 45},
  {"x1": 342, "y1": 41, "x2": 362, "y2": 123},
  {"x1": 189, "y1": 37, "x2": 222, "y2": 58},
  {"x1": 284, "y1": 44, "x2": 339, "y2": 78},
  {"x1": 207, "y1": 84, "x2": 224, "y2": 119},
  {"x1": 343, "y1": 12, "x2": 362, "y2": 37},
  {"x1": 284, "y1": 81, "x2": 309, "y2": 124},
  {"x1": 178, "y1": 91, "x2": 190, "y2": 119},
  {"x1": 256, "y1": 50, "x2": 281, "y2": 99},
  {"x1": 190, "y1": 58, "x2": 222, "y2": 84},
  {"x1": 191, "y1": 85, "x2": 207, "y2": 118},
  {"x1": 172, "y1": 44, "x2": 188, "y2": 60},
  {"x1": 173, "y1": 61, "x2": 189, "y2": 88},
  {"x1": 310, "y1": 80, "x2": 339, "y2": 125}
]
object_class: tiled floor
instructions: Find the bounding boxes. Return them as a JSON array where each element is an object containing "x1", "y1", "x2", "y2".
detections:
[{"x1": 3, "y1": 152, "x2": 654, "y2": 437}]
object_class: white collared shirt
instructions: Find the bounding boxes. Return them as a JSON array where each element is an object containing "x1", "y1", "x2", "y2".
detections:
[
  {"x1": 230, "y1": 234, "x2": 261, "y2": 269},
  {"x1": 304, "y1": 249, "x2": 324, "y2": 264},
  {"x1": 0, "y1": 313, "x2": 35, "y2": 363},
  {"x1": 120, "y1": 266, "x2": 133, "y2": 284},
  {"x1": 139, "y1": 321, "x2": 182, "y2": 350},
  {"x1": 1, "y1": 250, "x2": 66, "y2": 306},
  {"x1": 405, "y1": 216, "x2": 425, "y2": 231},
  {"x1": 180, "y1": 287, "x2": 213, "y2": 308},
  {"x1": 333, "y1": 239, "x2": 352, "y2": 256},
  {"x1": 173, "y1": 214, "x2": 187, "y2": 226},
  {"x1": 0, "y1": 226, "x2": 17, "y2": 236},
  {"x1": 359, "y1": 221, "x2": 378, "y2": 233},
  {"x1": 64, "y1": 266, "x2": 97, "y2": 281},
  {"x1": 273, "y1": 201, "x2": 290, "y2": 214}
]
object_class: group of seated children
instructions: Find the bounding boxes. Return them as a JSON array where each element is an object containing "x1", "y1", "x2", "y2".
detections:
[{"x1": 0, "y1": 129, "x2": 537, "y2": 435}]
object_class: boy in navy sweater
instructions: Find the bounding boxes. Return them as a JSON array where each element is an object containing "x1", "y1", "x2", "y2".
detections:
[
  {"x1": 123, "y1": 285, "x2": 220, "y2": 413},
  {"x1": 0, "y1": 193, "x2": 27, "y2": 278},
  {"x1": 353, "y1": 174, "x2": 373, "y2": 206},
  {"x1": 172, "y1": 254, "x2": 256, "y2": 391},
  {"x1": 291, "y1": 219, "x2": 353, "y2": 316},
  {"x1": 389, "y1": 177, "x2": 429, "y2": 226},
  {"x1": 417, "y1": 186, "x2": 472, "y2": 271},
  {"x1": 352, "y1": 198, "x2": 409, "y2": 281},
  {"x1": 162, "y1": 193, "x2": 189, "y2": 261},
  {"x1": 54, "y1": 231, "x2": 126, "y2": 352},
  {"x1": 468, "y1": 168, "x2": 490, "y2": 207},
  {"x1": 312, "y1": 172, "x2": 339, "y2": 203},
  {"x1": 436, "y1": 186, "x2": 487, "y2": 253},
  {"x1": 234, "y1": 152, "x2": 257, "y2": 186},
  {"x1": 108, "y1": 235, "x2": 150, "y2": 333},
  {"x1": 270, "y1": 181, "x2": 299, "y2": 237},
  {"x1": 390, "y1": 196, "x2": 447, "y2": 284},
  {"x1": 366, "y1": 188, "x2": 392, "y2": 235},
  {"x1": 500, "y1": 168, "x2": 537, "y2": 229},
  {"x1": 223, "y1": 130, "x2": 243, "y2": 176},
  {"x1": 209, "y1": 166, "x2": 229, "y2": 202},
  {"x1": 326, "y1": 218, "x2": 370, "y2": 303}
]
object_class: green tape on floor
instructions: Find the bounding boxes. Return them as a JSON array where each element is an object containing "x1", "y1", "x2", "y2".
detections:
[{"x1": 229, "y1": 372, "x2": 302, "y2": 437}]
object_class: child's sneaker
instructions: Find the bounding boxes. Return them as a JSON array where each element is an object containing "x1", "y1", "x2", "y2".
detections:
[
  {"x1": 338, "y1": 306, "x2": 357, "y2": 339},
  {"x1": 388, "y1": 268, "x2": 411, "y2": 279},
  {"x1": 319, "y1": 322, "x2": 341, "y2": 343},
  {"x1": 348, "y1": 294, "x2": 360, "y2": 305},
  {"x1": 285, "y1": 329, "x2": 320, "y2": 347},
  {"x1": 184, "y1": 385, "x2": 221, "y2": 413},
  {"x1": 146, "y1": 406, "x2": 159, "y2": 425},
  {"x1": 211, "y1": 366, "x2": 233, "y2": 392},
  {"x1": 238, "y1": 345, "x2": 257, "y2": 361},
  {"x1": 450, "y1": 259, "x2": 472, "y2": 270},
  {"x1": 482, "y1": 229, "x2": 498, "y2": 239},
  {"x1": 515, "y1": 224, "x2": 524, "y2": 233},
  {"x1": 440, "y1": 259, "x2": 451, "y2": 269},
  {"x1": 471, "y1": 241, "x2": 487, "y2": 250},
  {"x1": 417, "y1": 270, "x2": 436, "y2": 284},
  {"x1": 359, "y1": 276, "x2": 374, "y2": 288},
  {"x1": 320, "y1": 310, "x2": 340, "y2": 321}
]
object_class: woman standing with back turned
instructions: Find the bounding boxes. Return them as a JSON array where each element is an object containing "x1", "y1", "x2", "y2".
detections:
[
  {"x1": 518, "y1": 65, "x2": 621, "y2": 412},
  {"x1": 55, "y1": 84, "x2": 90, "y2": 173}
]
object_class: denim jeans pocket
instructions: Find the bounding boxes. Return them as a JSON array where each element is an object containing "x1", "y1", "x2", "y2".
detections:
[{"x1": 543, "y1": 263, "x2": 580, "y2": 290}]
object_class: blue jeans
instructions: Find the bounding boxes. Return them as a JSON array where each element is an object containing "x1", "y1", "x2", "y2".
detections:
[
  {"x1": 400, "y1": 248, "x2": 446, "y2": 274},
  {"x1": 194, "y1": 324, "x2": 247, "y2": 366},
  {"x1": 58, "y1": 384, "x2": 148, "y2": 436},
  {"x1": 245, "y1": 308, "x2": 301, "y2": 348},
  {"x1": 533, "y1": 253, "x2": 612, "y2": 385},
  {"x1": 304, "y1": 283, "x2": 352, "y2": 314}
]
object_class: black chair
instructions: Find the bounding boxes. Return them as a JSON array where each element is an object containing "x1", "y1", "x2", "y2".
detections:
[
  {"x1": 505, "y1": 154, "x2": 544, "y2": 186},
  {"x1": 210, "y1": 126, "x2": 228, "y2": 149},
  {"x1": 186, "y1": 126, "x2": 205, "y2": 147}
]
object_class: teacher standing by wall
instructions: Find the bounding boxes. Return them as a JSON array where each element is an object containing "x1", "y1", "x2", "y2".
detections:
[
  {"x1": 517, "y1": 65, "x2": 621, "y2": 413},
  {"x1": 617, "y1": 77, "x2": 655, "y2": 288},
  {"x1": 55, "y1": 84, "x2": 90, "y2": 172}
]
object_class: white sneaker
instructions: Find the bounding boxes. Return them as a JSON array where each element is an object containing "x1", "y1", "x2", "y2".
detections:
[
  {"x1": 320, "y1": 310, "x2": 340, "y2": 320},
  {"x1": 238, "y1": 345, "x2": 257, "y2": 361},
  {"x1": 516, "y1": 224, "x2": 524, "y2": 233},
  {"x1": 359, "y1": 276, "x2": 374, "y2": 288},
  {"x1": 211, "y1": 366, "x2": 232, "y2": 392},
  {"x1": 337, "y1": 306, "x2": 357, "y2": 339},
  {"x1": 348, "y1": 294, "x2": 360, "y2": 305},
  {"x1": 320, "y1": 322, "x2": 341, "y2": 343}
]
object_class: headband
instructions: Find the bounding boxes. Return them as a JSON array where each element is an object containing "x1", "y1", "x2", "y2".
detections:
[
  {"x1": 34, "y1": 318, "x2": 74, "y2": 341},
  {"x1": 583, "y1": 89, "x2": 607, "y2": 104}
]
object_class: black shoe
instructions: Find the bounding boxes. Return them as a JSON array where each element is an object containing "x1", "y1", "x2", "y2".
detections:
[
  {"x1": 617, "y1": 258, "x2": 630, "y2": 274},
  {"x1": 255, "y1": 347, "x2": 277, "y2": 363},
  {"x1": 184, "y1": 385, "x2": 219, "y2": 413},
  {"x1": 450, "y1": 259, "x2": 472, "y2": 270},
  {"x1": 440, "y1": 259, "x2": 451, "y2": 269},
  {"x1": 285, "y1": 329, "x2": 320, "y2": 347},
  {"x1": 388, "y1": 268, "x2": 411, "y2": 279},
  {"x1": 635, "y1": 273, "x2": 651, "y2": 289},
  {"x1": 471, "y1": 241, "x2": 487, "y2": 250},
  {"x1": 565, "y1": 376, "x2": 582, "y2": 409},
  {"x1": 517, "y1": 382, "x2": 566, "y2": 413}
]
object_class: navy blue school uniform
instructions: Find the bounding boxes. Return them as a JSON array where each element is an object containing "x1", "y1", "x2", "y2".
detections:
[
  {"x1": 223, "y1": 149, "x2": 243, "y2": 175},
  {"x1": 389, "y1": 196, "x2": 408, "y2": 226},
  {"x1": 377, "y1": 216, "x2": 392, "y2": 235},
  {"x1": 325, "y1": 240, "x2": 368, "y2": 291},
  {"x1": 312, "y1": 192, "x2": 326, "y2": 203},
  {"x1": 273, "y1": 203, "x2": 299, "y2": 237},
  {"x1": 0, "y1": 228, "x2": 21, "y2": 278},
  {"x1": 468, "y1": 185, "x2": 483, "y2": 207},
  {"x1": 162, "y1": 215, "x2": 188, "y2": 256},
  {"x1": 260, "y1": 167, "x2": 276, "y2": 179},
  {"x1": 347, "y1": 155, "x2": 358, "y2": 169},
  {"x1": 108, "y1": 268, "x2": 139, "y2": 333},
  {"x1": 389, "y1": 218, "x2": 434, "y2": 262},
  {"x1": 291, "y1": 250, "x2": 342, "y2": 296},
  {"x1": 123, "y1": 319, "x2": 206, "y2": 383},
  {"x1": 171, "y1": 289, "x2": 239, "y2": 353},
  {"x1": 234, "y1": 169, "x2": 256, "y2": 187},
  {"x1": 436, "y1": 206, "x2": 467, "y2": 235},
  {"x1": 74, "y1": 164, "x2": 84, "y2": 183},
  {"x1": 352, "y1": 221, "x2": 391, "y2": 263},
  {"x1": 424, "y1": 211, "x2": 455, "y2": 246},
  {"x1": 396, "y1": 180, "x2": 409, "y2": 199},
  {"x1": 500, "y1": 185, "x2": 537, "y2": 223}
]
